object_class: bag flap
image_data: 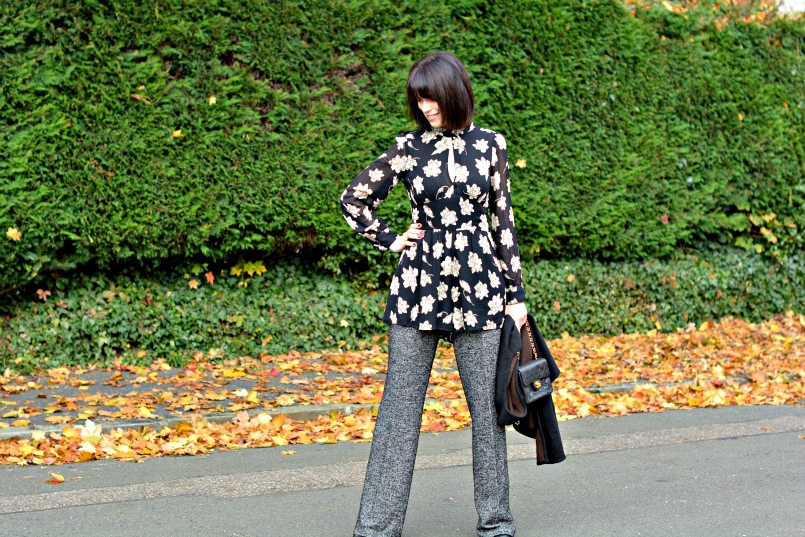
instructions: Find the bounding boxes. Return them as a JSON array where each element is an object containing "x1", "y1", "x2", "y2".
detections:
[{"x1": 518, "y1": 358, "x2": 550, "y2": 384}]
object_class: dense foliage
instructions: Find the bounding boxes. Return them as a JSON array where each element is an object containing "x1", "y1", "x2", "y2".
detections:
[
  {"x1": 1, "y1": 249, "x2": 802, "y2": 373},
  {"x1": 1, "y1": 0, "x2": 803, "y2": 293}
]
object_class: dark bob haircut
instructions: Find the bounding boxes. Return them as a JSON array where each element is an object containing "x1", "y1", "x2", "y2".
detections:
[{"x1": 406, "y1": 51, "x2": 474, "y2": 132}]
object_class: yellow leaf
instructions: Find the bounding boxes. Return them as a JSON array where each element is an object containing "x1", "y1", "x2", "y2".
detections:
[
  {"x1": 188, "y1": 279, "x2": 199, "y2": 289},
  {"x1": 567, "y1": 274, "x2": 575, "y2": 283},
  {"x1": 275, "y1": 394, "x2": 296, "y2": 406},
  {"x1": 6, "y1": 227, "x2": 21, "y2": 241},
  {"x1": 738, "y1": 113, "x2": 745, "y2": 121},
  {"x1": 246, "y1": 391, "x2": 260, "y2": 404},
  {"x1": 515, "y1": 159, "x2": 527, "y2": 168},
  {"x1": 208, "y1": 96, "x2": 217, "y2": 105},
  {"x1": 281, "y1": 450, "x2": 297, "y2": 455},
  {"x1": 138, "y1": 406, "x2": 154, "y2": 418},
  {"x1": 46, "y1": 473, "x2": 65, "y2": 484},
  {"x1": 172, "y1": 129, "x2": 186, "y2": 138}
]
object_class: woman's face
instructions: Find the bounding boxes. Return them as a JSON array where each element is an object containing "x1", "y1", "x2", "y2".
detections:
[{"x1": 417, "y1": 97, "x2": 442, "y2": 128}]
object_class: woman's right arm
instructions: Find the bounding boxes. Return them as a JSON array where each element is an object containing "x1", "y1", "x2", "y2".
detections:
[{"x1": 340, "y1": 140, "x2": 413, "y2": 251}]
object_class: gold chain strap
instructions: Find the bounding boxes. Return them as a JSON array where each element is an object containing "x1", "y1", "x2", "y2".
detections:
[{"x1": 524, "y1": 320, "x2": 539, "y2": 358}]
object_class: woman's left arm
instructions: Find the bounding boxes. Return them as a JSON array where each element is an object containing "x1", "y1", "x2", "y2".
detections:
[{"x1": 489, "y1": 133, "x2": 527, "y2": 326}]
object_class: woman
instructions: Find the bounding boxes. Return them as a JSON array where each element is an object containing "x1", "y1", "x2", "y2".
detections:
[{"x1": 340, "y1": 51, "x2": 527, "y2": 537}]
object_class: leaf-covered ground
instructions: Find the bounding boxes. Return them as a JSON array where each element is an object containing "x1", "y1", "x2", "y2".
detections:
[{"x1": 1, "y1": 314, "x2": 802, "y2": 466}]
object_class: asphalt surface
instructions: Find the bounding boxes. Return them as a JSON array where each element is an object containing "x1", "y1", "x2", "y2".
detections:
[{"x1": 1, "y1": 404, "x2": 803, "y2": 537}]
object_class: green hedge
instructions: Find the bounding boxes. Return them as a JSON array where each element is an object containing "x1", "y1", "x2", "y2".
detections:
[
  {"x1": 0, "y1": 0, "x2": 803, "y2": 293},
  {"x1": 1, "y1": 248, "x2": 802, "y2": 374}
]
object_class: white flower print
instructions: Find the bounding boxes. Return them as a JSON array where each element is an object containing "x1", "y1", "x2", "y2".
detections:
[
  {"x1": 491, "y1": 171, "x2": 501, "y2": 191},
  {"x1": 467, "y1": 252, "x2": 482, "y2": 273},
  {"x1": 500, "y1": 229, "x2": 514, "y2": 248},
  {"x1": 459, "y1": 197, "x2": 473, "y2": 216},
  {"x1": 421, "y1": 130, "x2": 439, "y2": 144},
  {"x1": 472, "y1": 139, "x2": 489, "y2": 153},
  {"x1": 354, "y1": 183, "x2": 372, "y2": 200},
  {"x1": 452, "y1": 308, "x2": 465, "y2": 330},
  {"x1": 441, "y1": 256, "x2": 460, "y2": 277},
  {"x1": 390, "y1": 154, "x2": 416, "y2": 173},
  {"x1": 420, "y1": 269, "x2": 433, "y2": 287},
  {"x1": 343, "y1": 202, "x2": 360, "y2": 218},
  {"x1": 454, "y1": 233, "x2": 468, "y2": 252},
  {"x1": 460, "y1": 280, "x2": 472, "y2": 296},
  {"x1": 475, "y1": 157, "x2": 490, "y2": 177},
  {"x1": 437, "y1": 282, "x2": 448, "y2": 300},
  {"x1": 434, "y1": 137, "x2": 454, "y2": 154},
  {"x1": 423, "y1": 159, "x2": 441, "y2": 177},
  {"x1": 402, "y1": 266, "x2": 418, "y2": 290},
  {"x1": 478, "y1": 234, "x2": 492, "y2": 254},
  {"x1": 488, "y1": 270, "x2": 501, "y2": 288},
  {"x1": 474, "y1": 281, "x2": 489, "y2": 300},
  {"x1": 341, "y1": 127, "x2": 526, "y2": 332},
  {"x1": 440, "y1": 208, "x2": 457, "y2": 227},
  {"x1": 450, "y1": 164, "x2": 469, "y2": 183},
  {"x1": 489, "y1": 295, "x2": 504, "y2": 315},
  {"x1": 421, "y1": 294, "x2": 436, "y2": 314}
]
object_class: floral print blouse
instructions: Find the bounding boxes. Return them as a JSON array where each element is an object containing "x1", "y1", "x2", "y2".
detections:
[{"x1": 340, "y1": 123, "x2": 526, "y2": 332}]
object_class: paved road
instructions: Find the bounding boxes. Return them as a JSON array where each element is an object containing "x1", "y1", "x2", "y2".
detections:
[{"x1": 1, "y1": 405, "x2": 803, "y2": 537}]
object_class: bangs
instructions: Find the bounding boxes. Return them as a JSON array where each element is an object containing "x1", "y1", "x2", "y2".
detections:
[
  {"x1": 407, "y1": 71, "x2": 437, "y2": 102},
  {"x1": 406, "y1": 51, "x2": 474, "y2": 132}
]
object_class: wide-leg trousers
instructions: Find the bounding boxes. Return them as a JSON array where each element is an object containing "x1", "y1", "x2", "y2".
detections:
[{"x1": 354, "y1": 324, "x2": 515, "y2": 537}]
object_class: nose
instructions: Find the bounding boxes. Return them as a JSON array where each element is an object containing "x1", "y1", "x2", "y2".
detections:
[{"x1": 420, "y1": 99, "x2": 434, "y2": 113}]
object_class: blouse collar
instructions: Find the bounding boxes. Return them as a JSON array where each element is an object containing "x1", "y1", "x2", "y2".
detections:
[{"x1": 429, "y1": 122, "x2": 475, "y2": 137}]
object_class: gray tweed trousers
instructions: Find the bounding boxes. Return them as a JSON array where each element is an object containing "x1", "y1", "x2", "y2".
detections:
[{"x1": 354, "y1": 324, "x2": 515, "y2": 537}]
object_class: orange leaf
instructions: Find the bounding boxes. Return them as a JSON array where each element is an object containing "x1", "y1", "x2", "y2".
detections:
[{"x1": 6, "y1": 227, "x2": 21, "y2": 241}]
